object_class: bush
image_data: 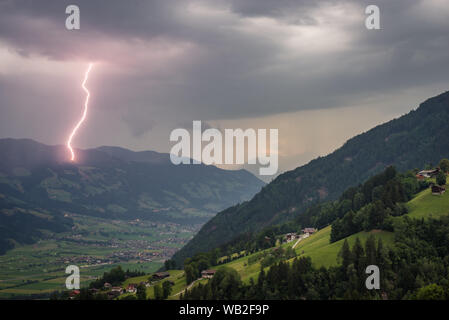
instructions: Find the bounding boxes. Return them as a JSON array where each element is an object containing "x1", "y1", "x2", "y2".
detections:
[
  {"x1": 436, "y1": 172, "x2": 446, "y2": 186},
  {"x1": 416, "y1": 284, "x2": 446, "y2": 300}
]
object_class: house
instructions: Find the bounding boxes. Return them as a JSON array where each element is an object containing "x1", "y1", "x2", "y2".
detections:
[
  {"x1": 201, "y1": 269, "x2": 217, "y2": 279},
  {"x1": 418, "y1": 168, "x2": 440, "y2": 178},
  {"x1": 285, "y1": 233, "x2": 297, "y2": 242},
  {"x1": 302, "y1": 228, "x2": 317, "y2": 235},
  {"x1": 432, "y1": 185, "x2": 446, "y2": 195},
  {"x1": 152, "y1": 272, "x2": 170, "y2": 280},
  {"x1": 126, "y1": 284, "x2": 137, "y2": 293},
  {"x1": 111, "y1": 287, "x2": 123, "y2": 293},
  {"x1": 104, "y1": 282, "x2": 112, "y2": 289},
  {"x1": 69, "y1": 290, "x2": 80, "y2": 299}
]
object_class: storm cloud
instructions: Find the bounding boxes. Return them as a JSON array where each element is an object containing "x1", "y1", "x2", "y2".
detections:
[{"x1": 1, "y1": 0, "x2": 448, "y2": 177}]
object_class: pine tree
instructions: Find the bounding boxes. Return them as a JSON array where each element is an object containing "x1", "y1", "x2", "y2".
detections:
[
  {"x1": 256, "y1": 266, "x2": 265, "y2": 299},
  {"x1": 365, "y1": 235, "x2": 377, "y2": 265},
  {"x1": 339, "y1": 239, "x2": 352, "y2": 273},
  {"x1": 352, "y1": 237, "x2": 365, "y2": 274},
  {"x1": 136, "y1": 283, "x2": 147, "y2": 300}
]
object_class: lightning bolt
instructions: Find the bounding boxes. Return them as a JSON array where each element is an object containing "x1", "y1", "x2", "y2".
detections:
[{"x1": 67, "y1": 63, "x2": 93, "y2": 161}]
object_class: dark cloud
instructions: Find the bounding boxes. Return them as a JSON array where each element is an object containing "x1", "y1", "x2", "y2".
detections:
[{"x1": 1, "y1": 0, "x2": 448, "y2": 174}]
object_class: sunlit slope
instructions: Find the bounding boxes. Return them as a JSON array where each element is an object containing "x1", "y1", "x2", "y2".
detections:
[
  {"x1": 407, "y1": 183, "x2": 449, "y2": 219},
  {"x1": 293, "y1": 226, "x2": 394, "y2": 268}
]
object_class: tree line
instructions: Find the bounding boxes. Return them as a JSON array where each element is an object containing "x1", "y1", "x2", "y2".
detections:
[{"x1": 183, "y1": 216, "x2": 449, "y2": 300}]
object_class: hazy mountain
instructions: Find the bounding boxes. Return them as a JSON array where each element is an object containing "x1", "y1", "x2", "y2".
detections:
[
  {"x1": 0, "y1": 139, "x2": 264, "y2": 254},
  {"x1": 172, "y1": 90, "x2": 449, "y2": 265}
]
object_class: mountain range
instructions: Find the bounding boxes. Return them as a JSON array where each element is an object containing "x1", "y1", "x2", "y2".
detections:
[{"x1": 0, "y1": 139, "x2": 265, "y2": 254}]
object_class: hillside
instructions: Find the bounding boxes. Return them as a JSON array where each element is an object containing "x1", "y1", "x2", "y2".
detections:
[
  {"x1": 408, "y1": 185, "x2": 449, "y2": 219},
  {"x1": 0, "y1": 138, "x2": 264, "y2": 254},
  {"x1": 55, "y1": 179, "x2": 448, "y2": 301},
  {"x1": 175, "y1": 184, "x2": 448, "y2": 299},
  {"x1": 172, "y1": 91, "x2": 449, "y2": 265},
  {"x1": 286, "y1": 226, "x2": 394, "y2": 268}
]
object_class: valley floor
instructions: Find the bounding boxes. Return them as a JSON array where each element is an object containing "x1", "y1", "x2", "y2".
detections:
[{"x1": 0, "y1": 215, "x2": 199, "y2": 299}]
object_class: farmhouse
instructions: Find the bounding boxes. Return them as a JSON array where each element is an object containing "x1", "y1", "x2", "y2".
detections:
[
  {"x1": 432, "y1": 185, "x2": 446, "y2": 195},
  {"x1": 201, "y1": 269, "x2": 217, "y2": 279},
  {"x1": 285, "y1": 233, "x2": 297, "y2": 242},
  {"x1": 127, "y1": 284, "x2": 137, "y2": 293},
  {"x1": 418, "y1": 168, "x2": 440, "y2": 178},
  {"x1": 152, "y1": 272, "x2": 170, "y2": 280},
  {"x1": 111, "y1": 287, "x2": 123, "y2": 294},
  {"x1": 302, "y1": 228, "x2": 317, "y2": 235}
]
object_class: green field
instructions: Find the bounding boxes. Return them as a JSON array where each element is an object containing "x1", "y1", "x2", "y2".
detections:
[
  {"x1": 216, "y1": 252, "x2": 264, "y2": 284},
  {"x1": 119, "y1": 269, "x2": 208, "y2": 300},
  {"x1": 292, "y1": 226, "x2": 394, "y2": 268},
  {"x1": 407, "y1": 183, "x2": 449, "y2": 219},
  {"x1": 123, "y1": 227, "x2": 395, "y2": 298},
  {"x1": 0, "y1": 214, "x2": 195, "y2": 299}
]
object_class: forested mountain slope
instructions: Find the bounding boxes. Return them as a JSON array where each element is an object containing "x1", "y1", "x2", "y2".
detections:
[{"x1": 173, "y1": 91, "x2": 449, "y2": 265}]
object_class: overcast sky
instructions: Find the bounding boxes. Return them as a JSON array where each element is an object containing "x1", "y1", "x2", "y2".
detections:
[{"x1": 1, "y1": 0, "x2": 449, "y2": 179}]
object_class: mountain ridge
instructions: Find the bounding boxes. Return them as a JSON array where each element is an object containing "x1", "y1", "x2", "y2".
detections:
[
  {"x1": 0, "y1": 138, "x2": 265, "y2": 254},
  {"x1": 172, "y1": 90, "x2": 449, "y2": 265}
]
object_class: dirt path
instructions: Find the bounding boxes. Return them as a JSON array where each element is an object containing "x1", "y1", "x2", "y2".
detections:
[
  {"x1": 292, "y1": 234, "x2": 309, "y2": 249},
  {"x1": 173, "y1": 278, "x2": 200, "y2": 296}
]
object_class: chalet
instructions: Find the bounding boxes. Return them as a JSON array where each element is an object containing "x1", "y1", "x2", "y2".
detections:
[
  {"x1": 285, "y1": 233, "x2": 297, "y2": 242},
  {"x1": 432, "y1": 185, "x2": 446, "y2": 195},
  {"x1": 302, "y1": 228, "x2": 317, "y2": 235},
  {"x1": 152, "y1": 272, "x2": 170, "y2": 280},
  {"x1": 201, "y1": 269, "x2": 217, "y2": 279},
  {"x1": 104, "y1": 282, "x2": 112, "y2": 289},
  {"x1": 418, "y1": 168, "x2": 440, "y2": 178},
  {"x1": 111, "y1": 287, "x2": 123, "y2": 294},
  {"x1": 126, "y1": 284, "x2": 137, "y2": 293}
]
